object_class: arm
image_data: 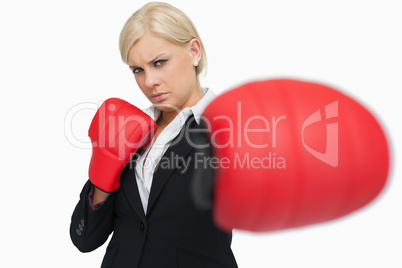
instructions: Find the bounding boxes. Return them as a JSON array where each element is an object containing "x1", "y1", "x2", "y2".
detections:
[
  {"x1": 92, "y1": 187, "x2": 110, "y2": 206},
  {"x1": 70, "y1": 180, "x2": 115, "y2": 252},
  {"x1": 70, "y1": 98, "x2": 156, "y2": 251},
  {"x1": 87, "y1": 184, "x2": 110, "y2": 210}
]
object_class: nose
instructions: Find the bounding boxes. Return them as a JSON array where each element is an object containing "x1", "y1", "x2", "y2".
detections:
[{"x1": 144, "y1": 70, "x2": 160, "y2": 89}]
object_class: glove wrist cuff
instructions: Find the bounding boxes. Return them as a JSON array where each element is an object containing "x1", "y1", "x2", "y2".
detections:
[{"x1": 88, "y1": 146, "x2": 130, "y2": 193}]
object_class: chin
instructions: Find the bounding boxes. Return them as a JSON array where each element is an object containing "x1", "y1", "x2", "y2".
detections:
[{"x1": 154, "y1": 102, "x2": 180, "y2": 113}]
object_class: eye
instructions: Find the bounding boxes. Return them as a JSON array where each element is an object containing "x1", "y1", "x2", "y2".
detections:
[
  {"x1": 154, "y1": 59, "x2": 167, "y2": 67},
  {"x1": 132, "y1": 67, "x2": 143, "y2": 74}
]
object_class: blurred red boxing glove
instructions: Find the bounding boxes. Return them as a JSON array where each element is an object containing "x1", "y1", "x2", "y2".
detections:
[
  {"x1": 88, "y1": 98, "x2": 156, "y2": 193},
  {"x1": 191, "y1": 79, "x2": 390, "y2": 232}
]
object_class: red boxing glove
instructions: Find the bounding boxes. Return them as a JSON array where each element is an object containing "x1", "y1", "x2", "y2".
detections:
[
  {"x1": 191, "y1": 79, "x2": 390, "y2": 232},
  {"x1": 88, "y1": 98, "x2": 156, "y2": 193}
]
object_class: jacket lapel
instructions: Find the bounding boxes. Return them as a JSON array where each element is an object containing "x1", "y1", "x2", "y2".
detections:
[
  {"x1": 146, "y1": 115, "x2": 199, "y2": 215},
  {"x1": 121, "y1": 149, "x2": 147, "y2": 222}
]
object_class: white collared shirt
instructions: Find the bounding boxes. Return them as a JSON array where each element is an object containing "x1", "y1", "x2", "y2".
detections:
[{"x1": 135, "y1": 87, "x2": 216, "y2": 213}]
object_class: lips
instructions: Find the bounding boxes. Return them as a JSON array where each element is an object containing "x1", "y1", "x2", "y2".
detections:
[{"x1": 151, "y1": 92, "x2": 168, "y2": 102}]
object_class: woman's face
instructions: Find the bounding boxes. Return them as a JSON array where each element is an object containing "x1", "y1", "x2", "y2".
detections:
[{"x1": 127, "y1": 33, "x2": 201, "y2": 113}]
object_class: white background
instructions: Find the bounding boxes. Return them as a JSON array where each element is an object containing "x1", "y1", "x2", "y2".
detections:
[{"x1": 1, "y1": 0, "x2": 401, "y2": 267}]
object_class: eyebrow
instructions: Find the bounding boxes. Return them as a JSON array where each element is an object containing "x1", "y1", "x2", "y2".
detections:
[{"x1": 129, "y1": 53, "x2": 166, "y2": 69}]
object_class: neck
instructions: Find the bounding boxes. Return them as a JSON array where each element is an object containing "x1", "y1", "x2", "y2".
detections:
[{"x1": 158, "y1": 86, "x2": 204, "y2": 126}]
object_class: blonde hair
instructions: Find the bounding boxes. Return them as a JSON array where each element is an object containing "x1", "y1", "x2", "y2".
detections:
[{"x1": 119, "y1": 2, "x2": 207, "y2": 77}]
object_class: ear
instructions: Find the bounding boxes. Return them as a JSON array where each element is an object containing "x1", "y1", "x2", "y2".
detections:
[{"x1": 188, "y1": 38, "x2": 202, "y2": 63}]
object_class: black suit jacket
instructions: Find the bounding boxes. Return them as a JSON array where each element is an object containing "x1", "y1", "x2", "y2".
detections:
[{"x1": 70, "y1": 115, "x2": 238, "y2": 268}]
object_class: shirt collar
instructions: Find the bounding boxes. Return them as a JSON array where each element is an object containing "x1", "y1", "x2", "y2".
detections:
[{"x1": 190, "y1": 87, "x2": 216, "y2": 125}]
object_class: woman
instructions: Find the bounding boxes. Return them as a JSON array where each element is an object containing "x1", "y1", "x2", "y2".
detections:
[{"x1": 70, "y1": 2, "x2": 238, "y2": 267}]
